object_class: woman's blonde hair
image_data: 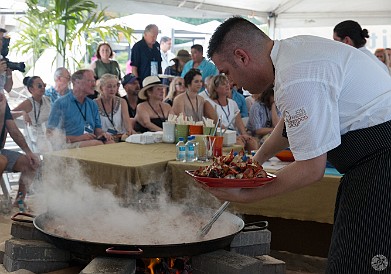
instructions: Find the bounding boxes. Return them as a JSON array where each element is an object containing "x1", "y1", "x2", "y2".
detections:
[
  {"x1": 98, "y1": 73, "x2": 119, "y2": 93},
  {"x1": 208, "y1": 74, "x2": 229, "y2": 100},
  {"x1": 165, "y1": 77, "x2": 183, "y2": 101}
]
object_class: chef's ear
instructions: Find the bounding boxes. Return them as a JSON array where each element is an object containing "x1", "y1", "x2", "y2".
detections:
[{"x1": 233, "y1": 49, "x2": 249, "y2": 65}]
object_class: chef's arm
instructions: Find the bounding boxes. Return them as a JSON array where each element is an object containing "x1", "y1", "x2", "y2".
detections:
[
  {"x1": 207, "y1": 153, "x2": 327, "y2": 203},
  {"x1": 253, "y1": 118, "x2": 289, "y2": 164}
]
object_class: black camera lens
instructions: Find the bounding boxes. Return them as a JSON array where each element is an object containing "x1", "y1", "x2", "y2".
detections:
[{"x1": 6, "y1": 60, "x2": 26, "y2": 73}]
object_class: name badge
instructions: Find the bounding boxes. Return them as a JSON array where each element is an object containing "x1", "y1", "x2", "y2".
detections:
[
  {"x1": 151, "y1": 61, "x2": 158, "y2": 76},
  {"x1": 84, "y1": 123, "x2": 93, "y2": 134}
]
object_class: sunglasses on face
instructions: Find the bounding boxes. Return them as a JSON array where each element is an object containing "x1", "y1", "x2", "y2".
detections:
[
  {"x1": 36, "y1": 83, "x2": 46, "y2": 89},
  {"x1": 175, "y1": 82, "x2": 184, "y2": 86}
]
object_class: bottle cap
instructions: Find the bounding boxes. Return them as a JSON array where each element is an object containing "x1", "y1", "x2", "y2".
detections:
[{"x1": 178, "y1": 137, "x2": 184, "y2": 141}]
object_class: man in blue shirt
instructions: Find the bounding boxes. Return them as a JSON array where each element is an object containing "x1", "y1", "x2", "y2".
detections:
[
  {"x1": 230, "y1": 84, "x2": 248, "y2": 119},
  {"x1": 131, "y1": 24, "x2": 162, "y2": 86},
  {"x1": 47, "y1": 69, "x2": 114, "y2": 148},
  {"x1": 44, "y1": 67, "x2": 72, "y2": 105},
  {"x1": 181, "y1": 44, "x2": 218, "y2": 89}
]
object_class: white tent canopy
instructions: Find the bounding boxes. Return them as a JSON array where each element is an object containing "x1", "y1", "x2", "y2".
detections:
[{"x1": 93, "y1": 0, "x2": 391, "y2": 29}]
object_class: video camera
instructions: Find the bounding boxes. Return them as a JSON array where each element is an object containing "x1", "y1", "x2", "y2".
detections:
[{"x1": 1, "y1": 36, "x2": 26, "y2": 73}]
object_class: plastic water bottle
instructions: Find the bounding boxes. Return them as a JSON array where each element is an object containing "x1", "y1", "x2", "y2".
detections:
[
  {"x1": 185, "y1": 136, "x2": 197, "y2": 162},
  {"x1": 16, "y1": 192, "x2": 25, "y2": 213},
  {"x1": 176, "y1": 137, "x2": 186, "y2": 162}
]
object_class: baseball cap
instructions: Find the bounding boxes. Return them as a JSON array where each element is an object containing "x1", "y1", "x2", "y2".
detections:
[{"x1": 121, "y1": 73, "x2": 139, "y2": 86}]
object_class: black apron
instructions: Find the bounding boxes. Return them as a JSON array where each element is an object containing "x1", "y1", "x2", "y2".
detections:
[{"x1": 326, "y1": 120, "x2": 391, "y2": 273}]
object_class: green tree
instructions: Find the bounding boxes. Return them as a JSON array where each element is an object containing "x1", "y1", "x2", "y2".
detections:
[{"x1": 15, "y1": 0, "x2": 133, "y2": 71}]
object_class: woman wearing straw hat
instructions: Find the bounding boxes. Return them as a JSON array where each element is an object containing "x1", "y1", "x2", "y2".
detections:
[{"x1": 134, "y1": 76, "x2": 171, "y2": 133}]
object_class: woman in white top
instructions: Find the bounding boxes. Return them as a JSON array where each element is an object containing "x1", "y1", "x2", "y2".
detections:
[
  {"x1": 12, "y1": 76, "x2": 51, "y2": 126},
  {"x1": 94, "y1": 74, "x2": 134, "y2": 137},
  {"x1": 207, "y1": 74, "x2": 258, "y2": 152},
  {"x1": 12, "y1": 76, "x2": 51, "y2": 152}
]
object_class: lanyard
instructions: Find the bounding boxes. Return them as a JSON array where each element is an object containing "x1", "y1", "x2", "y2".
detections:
[
  {"x1": 101, "y1": 98, "x2": 115, "y2": 128},
  {"x1": 186, "y1": 91, "x2": 198, "y2": 117},
  {"x1": 32, "y1": 98, "x2": 42, "y2": 125},
  {"x1": 147, "y1": 101, "x2": 166, "y2": 121},
  {"x1": 217, "y1": 98, "x2": 231, "y2": 123},
  {"x1": 74, "y1": 100, "x2": 87, "y2": 122}
]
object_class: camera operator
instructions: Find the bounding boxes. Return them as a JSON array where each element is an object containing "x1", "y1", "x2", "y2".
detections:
[{"x1": 0, "y1": 28, "x2": 13, "y2": 94}]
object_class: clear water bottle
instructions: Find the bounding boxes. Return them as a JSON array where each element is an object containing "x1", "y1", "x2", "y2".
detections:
[
  {"x1": 185, "y1": 136, "x2": 197, "y2": 162},
  {"x1": 16, "y1": 192, "x2": 25, "y2": 213},
  {"x1": 176, "y1": 137, "x2": 186, "y2": 162}
]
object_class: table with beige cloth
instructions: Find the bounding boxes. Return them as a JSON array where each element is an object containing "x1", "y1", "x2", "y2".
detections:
[
  {"x1": 167, "y1": 160, "x2": 341, "y2": 224},
  {"x1": 44, "y1": 142, "x2": 242, "y2": 197},
  {"x1": 45, "y1": 142, "x2": 341, "y2": 224},
  {"x1": 45, "y1": 142, "x2": 178, "y2": 197}
]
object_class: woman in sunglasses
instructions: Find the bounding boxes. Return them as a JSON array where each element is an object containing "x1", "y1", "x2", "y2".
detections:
[
  {"x1": 163, "y1": 76, "x2": 186, "y2": 106},
  {"x1": 12, "y1": 76, "x2": 50, "y2": 126},
  {"x1": 11, "y1": 76, "x2": 51, "y2": 152}
]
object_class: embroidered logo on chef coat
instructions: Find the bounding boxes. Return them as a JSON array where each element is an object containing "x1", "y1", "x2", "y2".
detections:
[
  {"x1": 284, "y1": 107, "x2": 308, "y2": 128},
  {"x1": 371, "y1": 254, "x2": 388, "y2": 271}
]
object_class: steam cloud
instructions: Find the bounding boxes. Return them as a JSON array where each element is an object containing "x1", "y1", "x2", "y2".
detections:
[{"x1": 31, "y1": 134, "x2": 239, "y2": 245}]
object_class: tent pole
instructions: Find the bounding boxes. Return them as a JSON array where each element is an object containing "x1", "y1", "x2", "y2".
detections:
[{"x1": 268, "y1": 12, "x2": 276, "y2": 39}]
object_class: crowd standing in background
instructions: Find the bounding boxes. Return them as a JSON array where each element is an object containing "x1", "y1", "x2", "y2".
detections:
[
  {"x1": 131, "y1": 24, "x2": 162, "y2": 85},
  {"x1": 90, "y1": 43, "x2": 121, "y2": 81},
  {"x1": 160, "y1": 36, "x2": 175, "y2": 72},
  {"x1": 162, "y1": 49, "x2": 191, "y2": 86},
  {"x1": 181, "y1": 44, "x2": 219, "y2": 88}
]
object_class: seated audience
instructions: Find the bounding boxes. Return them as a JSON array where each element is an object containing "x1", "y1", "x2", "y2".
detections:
[
  {"x1": 162, "y1": 49, "x2": 191, "y2": 86},
  {"x1": 12, "y1": 76, "x2": 52, "y2": 152},
  {"x1": 229, "y1": 81, "x2": 249, "y2": 122},
  {"x1": 245, "y1": 93, "x2": 260, "y2": 113},
  {"x1": 45, "y1": 67, "x2": 72, "y2": 105},
  {"x1": 164, "y1": 76, "x2": 185, "y2": 106},
  {"x1": 206, "y1": 74, "x2": 258, "y2": 152},
  {"x1": 121, "y1": 73, "x2": 141, "y2": 119},
  {"x1": 94, "y1": 74, "x2": 135, "y2": 137},
  {"x1": 198, "y1": 75, "x2": 213, "y2": 99},
  {"x1": 12, "y1": 76, "x2": 51, "y2": 128},
  {"x1": 47, "y1": 69, "x2": 114, "y2": 148},
  {"x1": 247, "y1": 87, "x2": 280, "y2": 143},
  {"x1": 134, "y1": 76, "x2": 171, "y2": 132},
  {"x1": 374, "y1": 48, "x2": 391, "y2": 75},
  {"x1": 171, "y1": 69, "x2": 216, "y2": 122},
  {"x1": 0, "y1": 93, "x2": 40, "y2": 203},
  {"x1": 90, "y1": 42, "x2": 121, "y2": 80}
]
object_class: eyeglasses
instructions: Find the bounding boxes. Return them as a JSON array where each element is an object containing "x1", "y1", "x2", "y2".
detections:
[
  {"x1": 175, "y1": 83, "x2": 184, "y2": 86},
  {"x1": 36, "y1": 83, "x2": 46, "y2": 89},
  {"x1": 61, "y1": 75, "x2": 71, "y2": 80}
]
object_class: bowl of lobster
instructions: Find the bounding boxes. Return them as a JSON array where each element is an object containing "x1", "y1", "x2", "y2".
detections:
[{"x1": 186, "y1": 150, "x2": 276, "y2": 188}]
